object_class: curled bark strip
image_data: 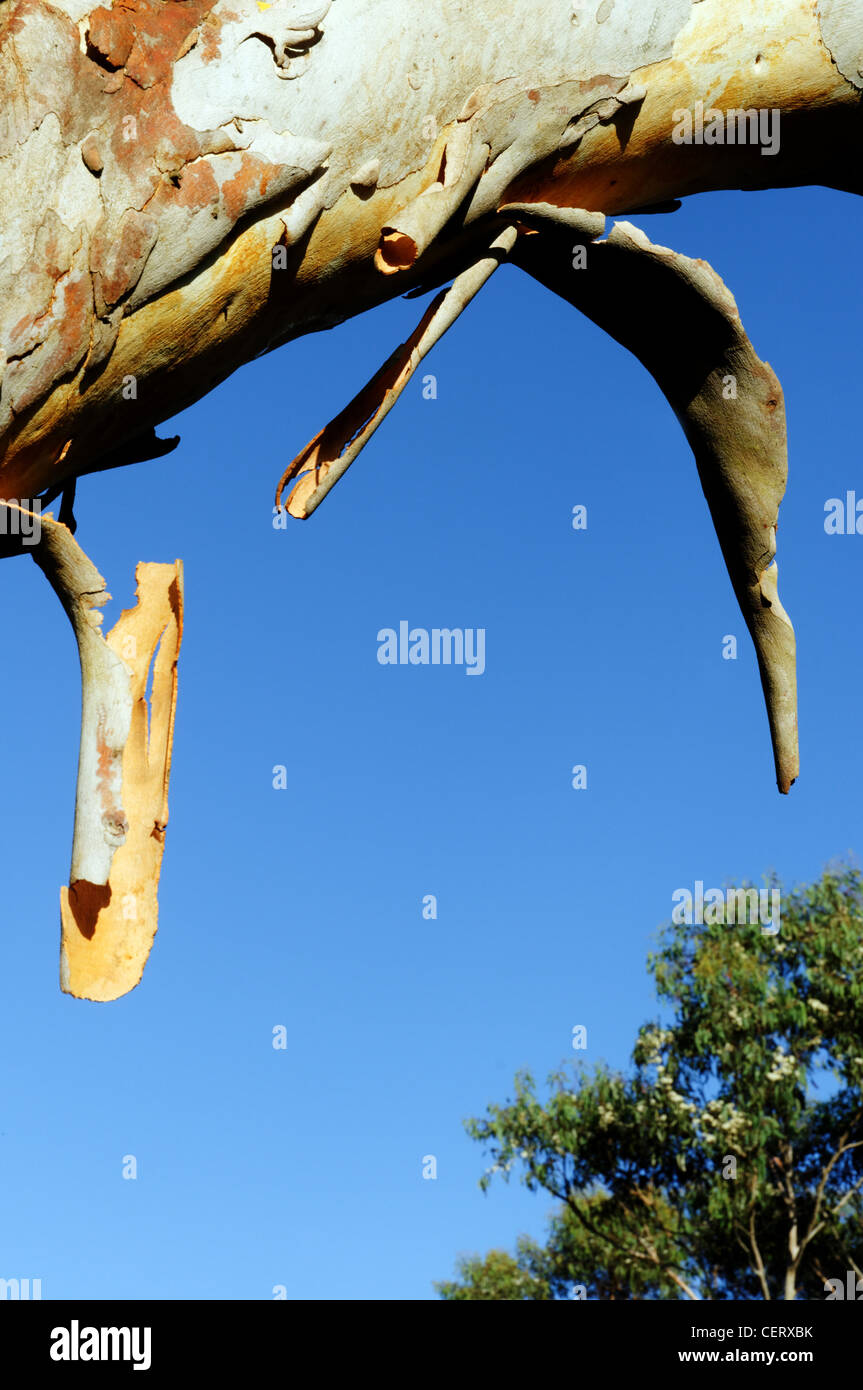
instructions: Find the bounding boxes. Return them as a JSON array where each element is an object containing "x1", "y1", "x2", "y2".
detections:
[
  {"x1": 276, "y1": 225, "x2": 520, "y2": 518},
  {"x1": 498, "y1": 202, "x2": 607, "y2": 241},
  {"x1": 374, "y1": 131, "x2": 490, "y2": 275},
  {"x1": 24, "y1": 507, "x2": 183, "y2": 999},
  {"x1": 513, "y1": 218, "x2": 798, "y2": 793}
]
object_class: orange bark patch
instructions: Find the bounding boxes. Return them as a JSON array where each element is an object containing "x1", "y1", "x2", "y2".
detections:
[
  {"x1": 220, "y1": 155, "x2": 282, "y2": 224},
  {"x1": 173, "y1": 158, "x2": 221, "y2": 211},
  {"x1": 6, "y1": 271, "x2": 93, "y2": 415},
  {"x1": 87, "y1": 6, "x2": 135, "y2": 69},
  {"x1": 84, "y1": 0, "x2": 218, "y2": 88},
  {"x1": 198, "y1": 13, "x2": 224, "y2": 64},
  {"x1": 91, "y1": 209, "x2": 158, "y2": 311}
]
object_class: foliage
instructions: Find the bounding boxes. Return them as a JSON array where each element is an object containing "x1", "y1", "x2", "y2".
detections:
[{"x1": 437, "y1": 864, "x2": 863, "y2": 1299}]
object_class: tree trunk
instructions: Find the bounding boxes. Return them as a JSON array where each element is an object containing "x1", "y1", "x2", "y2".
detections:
[{"x1": 2, "y1": 0, "x2": 861, "y2": 994}]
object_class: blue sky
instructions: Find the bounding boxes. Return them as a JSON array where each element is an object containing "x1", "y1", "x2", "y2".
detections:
[{"x1": 1, "y1": 184, "x2": 862, "y2": 1300}]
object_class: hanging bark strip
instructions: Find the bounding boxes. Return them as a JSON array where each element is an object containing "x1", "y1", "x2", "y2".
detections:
[
  {"x1": 275, "y1": 225, "x2": 527, "y2": 517},
  {"x1": 23, "y1": 507, "x2": 184, "y2": 1000},
  {"x1": 512, "y1": 216, "x2": 798, "y2": 793},
  {"x1": 275, "y1": 197, "x2": 797, "y2": 789},
  {"x1": 275, "y1": 213, "x2": 607, "y2": 517}
]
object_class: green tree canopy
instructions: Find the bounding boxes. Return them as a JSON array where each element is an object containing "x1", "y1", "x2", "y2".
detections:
[{"x1": 438, "y1": 864, "x2": 863, "y2": 1300}]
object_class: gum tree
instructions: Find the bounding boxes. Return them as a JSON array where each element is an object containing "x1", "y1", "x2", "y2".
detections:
[
  {"x1": 1, "y1": 0, "x2": 862, "y2": 995},
  {"x1": 437, "y1": 865, "x2": 863, "y2": 1300}
]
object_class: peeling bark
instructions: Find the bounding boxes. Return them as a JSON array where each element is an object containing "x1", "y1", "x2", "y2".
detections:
[
  {"x1": 276, "y1": 224, "x2": 526, "y2": 516},
  {"x1": 2, "y1": 0, "x2": 859, "y2": 499},
  {"x1": 513, "y1": 218, "x2": 798, "y2": 794},
  {"x1": 3, "y1": 0, "x2": 863, "y2": 990},
  {"x1": 14, "y1": 505, "x2": 183, "y2": 1000}
]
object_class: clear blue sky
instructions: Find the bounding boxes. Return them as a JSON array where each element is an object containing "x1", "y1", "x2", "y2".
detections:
[{"x1": 1, "y1": 185, "x2": 862, "y2": 1300}]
